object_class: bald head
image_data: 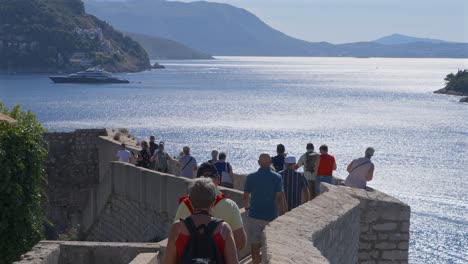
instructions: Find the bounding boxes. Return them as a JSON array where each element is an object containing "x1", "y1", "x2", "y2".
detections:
[{"x1": 258, "y1": 153, "x2": 272, "y2": 169}]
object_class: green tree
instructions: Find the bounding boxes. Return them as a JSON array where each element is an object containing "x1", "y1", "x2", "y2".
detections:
[
  {"x1": 444, "y1": 69, "x2": 468, "y2": 93},
  {"x1": 0, "y1": 103, "x2": 47, "y2": 263}
]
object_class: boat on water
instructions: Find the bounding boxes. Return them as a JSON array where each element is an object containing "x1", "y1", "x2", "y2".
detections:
[{"x1": 49, "y1": 67, "x2": 129, "y2": 84}]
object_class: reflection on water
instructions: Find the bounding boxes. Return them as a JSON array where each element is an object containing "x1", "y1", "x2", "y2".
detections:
[{"x1": 1, "y1": 57, "x2": 467, "y2": 263}]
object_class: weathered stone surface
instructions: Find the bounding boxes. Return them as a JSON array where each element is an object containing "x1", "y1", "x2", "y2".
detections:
[
  {"x1": 14, "y1": 243, "x2": 60, "y2": 264},
  {"x1": 373, "y1": 223, "x2": 398, "y2": 231},
  {"x1": 400, "y1": 222, "x2": 410, "y2": 232},
  {"x1": 375, "y1": 242, "x2": 397, "y2": 250},
  {"x1": 398, "y1": 242, "x2": 409, "y2": 250},
  {"x1": 44, "y1": 129, "x2": 107, "y2": 236},
  {"x1": 381, "y1": 250, "x2": 408, "y2": 260},
  {"x1": 262, "y1": 186, "x2": 360, "y2": 264},
  {"x1": 389, "y1": 233, "x2": 409, "y2": 241},
  {"x1": 128, "y1": 252, "x2": 159, "y2": 264}
]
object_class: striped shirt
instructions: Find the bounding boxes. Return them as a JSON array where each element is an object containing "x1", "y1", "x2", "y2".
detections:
[{"x1": 279, "y1": 169, "x2": 308, "y2": 211}]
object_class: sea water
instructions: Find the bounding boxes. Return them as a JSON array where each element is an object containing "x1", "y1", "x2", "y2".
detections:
[{"x1": 1, "y1": 57, "x2": 467, "y2": 263}]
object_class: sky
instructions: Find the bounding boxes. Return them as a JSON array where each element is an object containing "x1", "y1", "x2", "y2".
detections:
[{"x1": 90, "y1": 0, "x2": 468, "y2": 44}]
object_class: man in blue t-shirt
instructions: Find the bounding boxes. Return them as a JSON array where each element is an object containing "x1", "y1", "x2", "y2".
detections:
[{"x1": 243, "y1": 153, "x2": 287, "y2": 264}]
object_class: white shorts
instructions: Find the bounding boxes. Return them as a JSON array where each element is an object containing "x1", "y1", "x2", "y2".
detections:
[{"x1": 247, "y1": 217, "x2": 269, "y2": 244}]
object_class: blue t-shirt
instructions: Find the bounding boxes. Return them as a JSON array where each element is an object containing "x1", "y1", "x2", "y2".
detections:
[{"x1": 244, "y1": 168, "x2": 283, "y2": 221}]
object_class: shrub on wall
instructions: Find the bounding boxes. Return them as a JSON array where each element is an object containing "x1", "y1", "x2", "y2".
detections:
[{"x1": 0, "y1": 103, "x2": 47, "y2": 263}]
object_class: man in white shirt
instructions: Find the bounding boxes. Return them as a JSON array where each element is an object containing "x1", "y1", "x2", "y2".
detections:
[{"x1": 116, "y1": 143, "x2": 133, "y2": 163}]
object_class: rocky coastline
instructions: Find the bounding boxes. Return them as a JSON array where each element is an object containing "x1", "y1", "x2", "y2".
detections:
[
  {"x1": 434, "y1": 70, "x2": 468, "y2": 103},
  {"x1": 434, "y1": 88, "x2": 468, "y2": 103}
]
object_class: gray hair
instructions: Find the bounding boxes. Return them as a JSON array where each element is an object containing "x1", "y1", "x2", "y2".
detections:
[{"x1": 189, "y1": 178, "x2": 217, "y2": 209}]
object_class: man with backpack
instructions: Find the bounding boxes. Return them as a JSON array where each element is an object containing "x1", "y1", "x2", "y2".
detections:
[
  {"x1": 164, "y1": 177, "x2": 238, "y2": 264},
  {"x1": 151, "y1": 142, "x2": 172, "y2": 173},
  {"x1": 175, "y1": 162, "x2": 246, "y2": 252},
  {"x1": 296, "y1": 143, "x2": 321, "y2": 199}
]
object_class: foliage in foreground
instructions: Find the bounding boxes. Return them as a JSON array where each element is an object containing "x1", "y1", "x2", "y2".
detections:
[
  {"x1": 0, "y1": 103, "x2": 47, "y2": 263},
  {"x1": 444, "y1": 69, "x2": 468, "y2": 94}
]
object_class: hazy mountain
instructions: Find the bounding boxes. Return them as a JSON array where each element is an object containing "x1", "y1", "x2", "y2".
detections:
[
  {"x1": 85, "y1": 0, "x2": 468, "y2": 58},
  {"x1": 125, "y1": 32, "x2": 213, "y2": 59},
  {"x1": 85, "y1": 0, "x2": 336, "y2": 56},
  {"x1": 0, "y1": 0, "x2": 150, "y2": 72},
  {"x1": 373, "y1": 34, "x2": 449, "y2": 45}
]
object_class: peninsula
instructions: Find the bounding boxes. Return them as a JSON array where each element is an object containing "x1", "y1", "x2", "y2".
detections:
[
  {"x1": 0, "y1": 0, "x2": 150, "y2": 73},
  {"x1": 434, "y1": 70, "x2": 468, "y2": 103}
]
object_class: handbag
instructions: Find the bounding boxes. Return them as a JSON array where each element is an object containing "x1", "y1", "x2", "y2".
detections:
[{"x1": 221, "y1": 162, "x2": 232, "y2": 183}]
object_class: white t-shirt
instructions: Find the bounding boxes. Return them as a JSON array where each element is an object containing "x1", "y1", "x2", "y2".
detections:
[
  {"x1": 117, "y1": 149, "x2": 132, "y2": 163},
  {"x1": 178, "y1": 155, "x2": 197, "y2": 178}
]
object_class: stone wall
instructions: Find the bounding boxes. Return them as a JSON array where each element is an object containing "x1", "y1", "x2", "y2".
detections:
[
  {"x1": 14, "y1": 241, "x2": 160, "y2": 264},
  {"x1": 262, "y1": 185, "x2": 361, "y2": 264},
  {"x1": 261, "y1": 183, "x2": 410, "y2": 264},
  {"x1": 81, "y1": 161, "x2": 245, "y2": 242},
  {"x1": 44, "y1": 129, "x2": 107, "y2": 235},
  {"x1": 336, "y1": 185, "x2": 411, "y2": 263}
]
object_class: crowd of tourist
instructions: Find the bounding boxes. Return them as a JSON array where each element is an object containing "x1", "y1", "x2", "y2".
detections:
[{"x1": 117, "y1": 136, "x2": 375, "y2": 263}]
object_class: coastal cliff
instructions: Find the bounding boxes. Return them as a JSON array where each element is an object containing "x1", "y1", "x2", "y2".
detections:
[
  {"x1": 434, "y1": 69, "x2": 468, "y2": 102},
  {"x1": 0, "y1": 0, "x2": 150, "y2": 73}
]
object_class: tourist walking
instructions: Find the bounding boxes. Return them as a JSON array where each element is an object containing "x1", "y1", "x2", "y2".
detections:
[
  {"x1": 149, "y1": 135, "x2": 158, "y2": 169},
  {"x1": 116, "y1": 143, "x2": 132, "y2": 163},
  {"x1": 243, "y1": 153, "x2": 287, "y2": 264},
  {"x1": 271, "y1": 143, "x2": 286, "y2": 172},
  {"x1": 296, "y1": 143, "x2": 320, "y2": 199},
  {"x1": 345, "y1": 147, "x2": 375, "y2": 189},
  {"x1": 151, "y1": 142, "x2": 172, "y2": 173},
  {"x1": 279, "y1": 156, "x2": 309, "y2": 211},
  {"x1": 316, "y1": 144, "x2": 337, "y2": 195},
  {"x1": 164, "y1": 178, "x2": 238, "y2": 264},
  {"x1": 176, "y1": 162, "x2": 246, "y2": 252},
  {"x1": 214, "y1": 152, "x2": 234, "y2": 188},
  {"x1": 149, "y1": 135, "x2": 158, "y2": 156},
  {"x1": 178, "y1": 146, "x2": 197, "y2": 179},
  {"x1": 208, "y1": 150, "x2": 219, "y2": 164},
  {"x1": 135, "y1": 141, "x2": 151, "y2": 168}
]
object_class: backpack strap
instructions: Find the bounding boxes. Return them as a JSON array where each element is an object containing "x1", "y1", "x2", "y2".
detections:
[
  {"x1": 179, "y1": 196, "x2": 194, "y2": 214},
  {"x1": 350, "y1": 161, "x2": 371, "y2": 173},
  {"x1": 182, "y1": 216, "x2": 198, "y2": 237},
  {"x1": 205, "y1": 218, "x2": 224, "y2": 236}
]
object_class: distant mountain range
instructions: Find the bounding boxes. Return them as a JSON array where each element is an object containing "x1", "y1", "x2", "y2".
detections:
[
  {"x1": 85, "y1": 0, "x2": 468, "y2": 58},
  {"x1": 373, "y1": 34, "x2": 450, "y2": 45},
  {"x1": 125, "y1": 32, "x2": 213, "y2": 60}
]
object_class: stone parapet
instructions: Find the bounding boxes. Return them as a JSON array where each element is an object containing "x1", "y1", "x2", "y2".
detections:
[
  {"x1": 262, "y1": 185, "x2": 361, "y2": 264},
  {"x1": 329, "y1": 185, "x2": 411, "y2": 263},
  {"x1": 262, "y1": 184, "x2": 410, "y2": 263},
  {"x1": 129, "y1": 253, "x2": 159, "y2": 264},
  {"x1": 14, "y1": 241, "x2": 160, "y2": 264},
  {"x1": 81, "y1": 161, "x2": 244, "y2": 243}
]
